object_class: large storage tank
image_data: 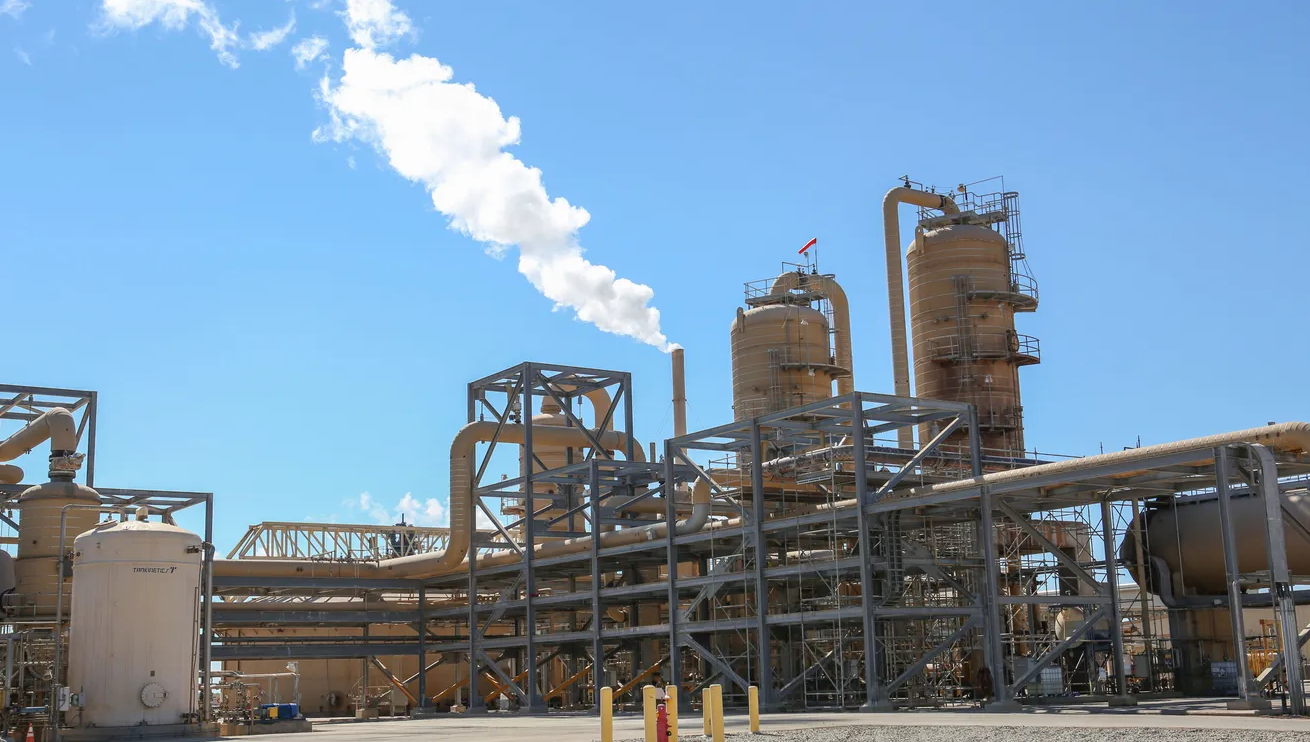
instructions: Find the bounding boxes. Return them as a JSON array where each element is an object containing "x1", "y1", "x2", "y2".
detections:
[
  {"x1": 731, "y1": 304, "x2": 834, "y2": 421},
  {"x1": 1121, "y1": 491, "x2": 1310, "y2": 596},
  {"x1": 14, "y1": 478, "x2": 100, "y2": 616},
  {"x1": 907, "y1": 221, "x2": 1038, "y2": 455},
  {"x1": 66, "y1": 516, "x2": 203, "y2": 730}
]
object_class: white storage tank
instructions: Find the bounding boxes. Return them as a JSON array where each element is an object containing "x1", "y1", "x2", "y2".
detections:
[{"x1": 66, "y1": 514, "x2": 203, "y2": 730}]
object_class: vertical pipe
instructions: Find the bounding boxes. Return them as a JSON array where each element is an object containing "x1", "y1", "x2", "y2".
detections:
[
  {"x1": 1248, "y1": 444, "x2": 1305, "y2": 715},
  {"x1": 1215, "y1": 447, "x2": 1256, "y2": 705},
  {"x1": 672, "y1": 349, "x2": 687, "y2": 438},
  {"x1": 522, "y1": 365, "x2": 542, "y2": 713},
  {"x1": 1100, "y1": 498, "x2": 1132, "y2": 705},
  {"x1": 418, "y1": 584, "x2": 428, "y2": 710},
  {"x1": 663, "y1": 441, "x2": 683, "y2": 706},
  {"x1": 748, "y1": 422, "x2": 771, "y2": 708},
  {"x1": 590, "y1": 460, "x2": 604, "y2": 712},
  {"x1": 881, "y1": 187, "x2": 958, "y2": 449},
  {"x1": 600, "y1": 686, "x2": 613, "y2": 742},
  {"x1": 851, "y1": 394, "x2": 885, "y2": 711},
  {"x1": 201, "y1": 494, "x2": 215, "y2": 723}
]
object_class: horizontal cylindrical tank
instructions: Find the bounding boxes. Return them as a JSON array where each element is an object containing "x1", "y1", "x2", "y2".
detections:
[
  {"x1": 908, "y1": 223, "x2": 1037, "y2": 455},
  {"x1": 731, "y1": 304, "x2": 833, "y2": 421},
  {"x1": 1121, "y1": 491, "x2": 1310, "y2": 596},
  {"x1": 67, "y1": 518, "x2": 203, "y2": 729},
  {"x1": 14, "y1": 479, "x2": 100, "y2": 616}
]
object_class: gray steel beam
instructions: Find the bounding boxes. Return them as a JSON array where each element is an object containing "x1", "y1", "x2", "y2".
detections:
[
  {"x1": 1215, "y1": 447, "x2": 1257, "y2": 706},
  {"x1": 749, "y1": 420, "x2": 772, "y2": 707},
  {"x1": 1100, "y1": 498, "x2": 1132, "y2": 705},
  {"x1": 851, "y1": 394, "x2": 887, "y2": 711}
]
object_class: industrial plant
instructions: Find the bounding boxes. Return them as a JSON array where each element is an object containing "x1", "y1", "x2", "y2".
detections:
[{"x1": 1, "y1": 178, "x2": 1308, "y2": 740}]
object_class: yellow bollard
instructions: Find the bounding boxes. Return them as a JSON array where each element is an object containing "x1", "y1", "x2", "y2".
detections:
[
  {"x1": 748, "y1": 686, "x2": 759, "y2": 734},
  {"x1": 601, "y1": 687, "x2": 613, "y2": 742},
  {"x1": 702, "y1": 688, "x2": 712, "y2": 735},
  {"x1": 667, "y1": 687, "x2": 679, "y2": 742},
  {"x1": 710, "y1": 684, "x2": 725, "y2": 742},
  {"x1": 644, "y1": 685, "x2": 658, "y2": 742}
]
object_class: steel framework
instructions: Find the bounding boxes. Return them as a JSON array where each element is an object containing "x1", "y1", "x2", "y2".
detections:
[{"x1": 208, "y1": 363, "x2": 1310, "y2": 717}]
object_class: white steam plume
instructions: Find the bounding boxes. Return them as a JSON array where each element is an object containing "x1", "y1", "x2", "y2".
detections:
[{"x1": 319, "y1": 1, "x2": 673, "y2": 351}]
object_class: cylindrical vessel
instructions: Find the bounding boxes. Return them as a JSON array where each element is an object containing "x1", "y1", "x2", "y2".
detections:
[
  {"x1": 730, "y1": 304, "x2": 833, "y2": 421},
  {"x1": 14, "y1": 479, "x2": 100, "y2": 616},
  {"x1": 66, "y1": 518, "x2": 203, "y2": 729},
  {"x1": 1122, "y1": 491, "x2": 1310, "y2": 595},
  {"x1": 908, "y1": 223, "x2": 1038, "y2": 455}
]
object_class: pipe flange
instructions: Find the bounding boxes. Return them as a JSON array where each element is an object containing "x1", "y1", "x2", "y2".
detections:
[{"x1": 48, "y1": 452, "x2": 86, "y2": 473}]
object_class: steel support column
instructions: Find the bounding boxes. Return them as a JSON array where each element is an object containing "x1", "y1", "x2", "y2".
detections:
[
  {"x1": 749, "y1": 420, "x2": 774, "y2": 709},
  {"x1": 852, "y1": 394, "x2": 889, "y2": 711},
  {"x1": 1215, "y1": 447, "x2": 1267, "y2": 709},
  {"x1": 521, "y1": 366, "x2": 545, "y2": 713},
  {"x1": 1248, "y1": 444, "x2": 1306, "y2": 715},
  {"x1": 664, "y1": 440, "x2": 685, "y2": 707},
  {"x1": 972, "y1": 406, "x2": 1014, "y2": 708},
  {"x1": 590, "y1": 460, "x2": 604, "y2": 711},
  {"x1": 418, "y1": 585, "x2": 428, "y2": 709},
  {"x1": 1100, "y1": 498, "x2": 1135, "y2": 706}
]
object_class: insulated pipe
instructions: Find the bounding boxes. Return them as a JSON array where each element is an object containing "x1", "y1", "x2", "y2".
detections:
[
  {"x1": 549, "y1": 385, "x2": 614, "y2": 432},
  {"x1": 882, "y1": 187, "x2": 958, "y2": 448},
  {"x1": 0, "y1": 465, "x2": 21, "y2": 484},
  {"x1": 671, "y1": 348, "x2": 687, "y2": 438},
  {"x1": 213, "y1": 422, "x2": 644, "y2": 580},
  {"x1": 0, "y1": 407, "x2": 78, "y2": 464},
  {"x1": 768, "y1": 273, "x2": 853, "y2": 397}
]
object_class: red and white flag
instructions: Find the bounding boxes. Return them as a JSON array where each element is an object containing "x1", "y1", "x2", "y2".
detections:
[{"x1": 798, "y1": 237, "x2": 817, "y2": 255}]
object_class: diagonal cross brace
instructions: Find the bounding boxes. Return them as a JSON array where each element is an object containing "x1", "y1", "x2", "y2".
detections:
[{"x1": 996, "y1": 499, "x2": 1105, "y2": 596}]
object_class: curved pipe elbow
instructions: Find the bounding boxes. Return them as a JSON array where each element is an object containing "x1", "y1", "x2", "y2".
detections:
[
  {"x1": 0, "y1": 464, "x2": 22, "y2": 485},
  {"x1": 0, "y1": 407, "x2": 79, "y2": 462},
  {"x1": 768, "y1": 272, "x2": 854, "y2": 397}
]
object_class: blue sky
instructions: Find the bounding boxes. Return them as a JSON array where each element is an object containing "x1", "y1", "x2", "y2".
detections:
[{"x1": 1, "y1": 1, "x2": 1307, "y2": 548}]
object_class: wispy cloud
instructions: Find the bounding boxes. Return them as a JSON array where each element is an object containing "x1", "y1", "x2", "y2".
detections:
[
  {"x1": 0, "y1": 0, "x2": 29, "y2": 20},
  {"x1": 13, "y1": 46, "x2": 30, "y2": 65},
  {"x1": 291, "y1": 35, "x2": 328, "y2": 70},
  {"x1": 99, "y1": 0, "x2": 242, "y2": 68},
  {"x1": 247, "y1": 13, "x2": 295, "y2": 52}
]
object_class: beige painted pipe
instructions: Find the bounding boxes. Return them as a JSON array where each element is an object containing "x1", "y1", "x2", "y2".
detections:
[
  {"x1": 882, "y1": 187, "x2": 958, "y2": 448},
  {"x1": 0, "y1": 407, "x2": 78, "y2": 462},
  {"x1": 546, "y1": 385, "x2": 615, "y2": 432},
  {"x1": 787, "y1": 422, "x2": 1310, "y2": 523},
  {"x1": 672, "y1": 348, "x2": 687, "y2": 438},
  {"x1": 768, "y1": 272, "x2": 853, "y2": 397},
  {"x1": 0, "y1": 464, "x2": 22, "y2": 484},
  {"x1": 213, "y1": 422, "x2": 643, "y2": 580}
]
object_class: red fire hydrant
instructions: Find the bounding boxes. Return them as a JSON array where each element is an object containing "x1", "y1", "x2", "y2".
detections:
[{"x1": 656, "y1": 694, "x2": 669, "y2": 741}]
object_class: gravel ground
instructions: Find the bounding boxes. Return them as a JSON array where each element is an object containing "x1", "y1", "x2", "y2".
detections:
[{"x1": 623, "y1": 725, "x2": 1310, "y2": 742}]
